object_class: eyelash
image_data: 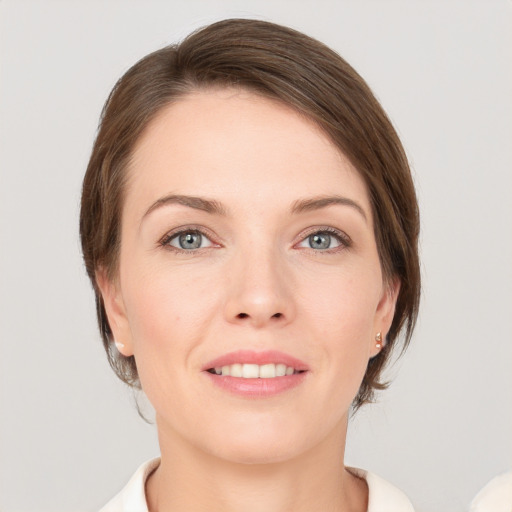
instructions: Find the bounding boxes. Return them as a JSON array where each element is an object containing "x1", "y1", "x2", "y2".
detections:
[
  {"x1": 158, "y1": 226, "x2": 351, "y2": 255},
  {"x1": 158, "y1": 225, "x2": 218, "y2": 255},
  {"x1": 298, "y1": 226, "x2": 352, "y2": 254}
]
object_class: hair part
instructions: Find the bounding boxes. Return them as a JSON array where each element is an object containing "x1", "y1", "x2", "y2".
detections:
[{"x1": 80, "y1": 18, "x2": 420, "y2": 409}]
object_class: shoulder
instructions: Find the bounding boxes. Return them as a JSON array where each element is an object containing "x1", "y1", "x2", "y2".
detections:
[
  {"x1": 470, "y1": 471, "x2": 512, "y2": 512},
  {"x1": 98, "y1": 458, "x2": 160, "y2": 512},
  {"x1": 348, "y1": 467, "x2": 415, "y2": 512}
]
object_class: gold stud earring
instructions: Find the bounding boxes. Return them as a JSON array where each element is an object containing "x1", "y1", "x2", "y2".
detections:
[{"x1": 375, "y1": 332, "x2": 382, "y2": 349}]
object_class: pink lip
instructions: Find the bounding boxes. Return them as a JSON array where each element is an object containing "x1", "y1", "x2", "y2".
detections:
[
  {"x1": 202, "y1": 350, "x2": 309, "y2": 372},
  {"x1": 202, "y1": 350, "x2": 309, "y2": 398},
  {"x1": 204, "y1": 372, "x2": 307, "y2": 397}
]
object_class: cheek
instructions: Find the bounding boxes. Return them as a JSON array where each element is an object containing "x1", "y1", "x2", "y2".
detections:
[
  {"x1": 302, "y1": 270, "x2": 380, "y2": 337},
  {"x1": 119, "y1": 264, "x2": 224, "y2": 411},
  {"x1": 121, "y1": 262, "x2": 222, "y2": 356},
  {"x1": 299, "y1": 267, "x2": 381, "y2": 392}
]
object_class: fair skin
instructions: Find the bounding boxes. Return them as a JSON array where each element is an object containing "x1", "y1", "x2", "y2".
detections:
[{"x1": 98, "y1": 89, "x2": 399, "y2": 512}]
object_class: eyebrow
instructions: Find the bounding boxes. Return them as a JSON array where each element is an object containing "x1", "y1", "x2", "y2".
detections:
[
  {"x1": 291, "y1": 195, "x2": 368, "y2": 222},
  {"x1": 141, "y1": 193, "x2": 367, "y2": 223},
  {"x1": 142, "y1": 194, "x2": 228, "y2": 221}
]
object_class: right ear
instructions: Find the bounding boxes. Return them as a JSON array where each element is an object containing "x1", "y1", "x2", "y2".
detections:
[{"x1": 95, "y1": 267, "x2": 134, "y2": 357}]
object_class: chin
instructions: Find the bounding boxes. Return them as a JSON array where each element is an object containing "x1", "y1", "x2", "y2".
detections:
[
  {"x1": 198, "y1": 419, "x2": 314, "y2": 466},
  {"x1": 210, "y1": 438, "x2": 302, "y2": 466}
]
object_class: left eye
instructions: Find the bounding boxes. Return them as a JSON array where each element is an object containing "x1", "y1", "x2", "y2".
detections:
[
  {"x1": 166, "y1": 230, "x2": 213, "y2": 250},
  {"x1": 298, "y1": 231, "x2": 343, "y2": 251}
]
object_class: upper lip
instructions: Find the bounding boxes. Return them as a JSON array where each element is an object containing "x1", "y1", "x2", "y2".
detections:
[{"x1": 202, "y1": 350, "x2": 309, "y2": 372}]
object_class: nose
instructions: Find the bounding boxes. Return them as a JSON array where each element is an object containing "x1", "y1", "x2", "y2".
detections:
[{"x1": 223, "y1": 248, "x2": 295, "y2": 328}]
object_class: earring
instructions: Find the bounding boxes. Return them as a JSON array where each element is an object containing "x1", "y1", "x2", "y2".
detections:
[
  {"x1": 375, "y1": 332, "x2": 382, "y2": 349},
  {"x1": 114, "y1": 340, "x2": 125, "y2": 352}
]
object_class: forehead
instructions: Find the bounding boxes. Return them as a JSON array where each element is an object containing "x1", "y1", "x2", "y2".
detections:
[{"x1": 125, "y1": 88, "x2": 370, "y2": 216}]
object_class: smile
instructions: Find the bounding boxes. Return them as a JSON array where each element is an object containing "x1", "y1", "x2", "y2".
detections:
[
  {"x1": 207, "y1": 363, "x2": 303, "y2": 378},
  {"x1": 203, "y1": 350, "x2": 309, "y2": 397}
]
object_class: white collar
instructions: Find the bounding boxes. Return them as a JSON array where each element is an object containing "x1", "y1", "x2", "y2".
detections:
[{"x1": 100, "y1": 458, "x2": 415, "y2": 512}]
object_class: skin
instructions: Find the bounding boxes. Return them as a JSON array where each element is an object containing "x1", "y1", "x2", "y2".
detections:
[{"x1": 98, "y1": 89, "x2": 399, "y2": 512}]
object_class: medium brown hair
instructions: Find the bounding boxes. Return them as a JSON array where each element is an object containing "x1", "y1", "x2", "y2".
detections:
[{"x1": 80, "y1": 18, "x2": 420, "y2": 408}]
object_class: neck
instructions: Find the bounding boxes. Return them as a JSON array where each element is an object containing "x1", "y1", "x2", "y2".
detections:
[{"x1": 146, "y1": 416, "x2": 367, "y2": 512}]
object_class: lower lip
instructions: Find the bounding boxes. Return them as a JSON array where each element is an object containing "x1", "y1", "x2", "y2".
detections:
[{"x1": 204, "y1": 372, "x2": 307, "y2": 398}]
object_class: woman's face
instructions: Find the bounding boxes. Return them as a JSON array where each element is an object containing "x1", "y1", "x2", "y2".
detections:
[{"x1": 99, "y1": 89, "x2": 398, "y2": 464}]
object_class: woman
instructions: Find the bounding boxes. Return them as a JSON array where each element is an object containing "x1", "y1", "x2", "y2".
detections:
[{"x1": 80, "y1": 18, "x2": 420, "y2": 512}]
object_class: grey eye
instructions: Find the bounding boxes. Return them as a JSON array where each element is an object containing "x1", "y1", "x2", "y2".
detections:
[
  {"x1": 179, "y1": 232, "x2": 202, "y2": 249},
  {"x1": 168, "y1": 231, "x2": 212, "y2": 250},
  {"x1": 309, "y1": 233, "x2": 332, "y2": 250},
  {"x1": 298, "y1": 231, "x2": 342, "y2": 251}
]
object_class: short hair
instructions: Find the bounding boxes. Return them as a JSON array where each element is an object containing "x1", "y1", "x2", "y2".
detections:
[{"x1": 80, "y1": 18, "x2": 420, "y2": 409}]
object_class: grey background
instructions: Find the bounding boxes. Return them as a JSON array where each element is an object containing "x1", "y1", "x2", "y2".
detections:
[{"x1": 1, "y1": 1, "x2": 511, "y2": 511}]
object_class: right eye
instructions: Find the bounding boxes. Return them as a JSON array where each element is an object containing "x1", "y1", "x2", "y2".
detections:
[{"x1": 163, "y1": 230, "x2": 214, "y2": 251}]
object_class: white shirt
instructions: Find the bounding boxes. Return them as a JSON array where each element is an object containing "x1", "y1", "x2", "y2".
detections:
[
  {"x1": 99, "y1": 458, "x2": 415, "y2": 512},
  {"x1": 469, "y1": 472, "x2": 512, "y2": 512}
]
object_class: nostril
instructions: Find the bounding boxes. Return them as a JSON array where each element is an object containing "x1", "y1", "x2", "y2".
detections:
[{"x1": 235, "y1": 312, "x2": 283, "y2": 320}]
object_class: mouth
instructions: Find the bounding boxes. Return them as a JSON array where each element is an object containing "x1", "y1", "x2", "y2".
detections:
[
  {"x1": 206, "y1": 363, "x2": 305, "y2": 378},
  {"x1": 202, "y1": 350, "x2": 309, "y2": 397}
]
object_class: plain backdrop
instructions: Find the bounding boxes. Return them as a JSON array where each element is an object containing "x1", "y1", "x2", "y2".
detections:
[{"x1": 1, "y1": 1, "x2": 511, "y2": 511}]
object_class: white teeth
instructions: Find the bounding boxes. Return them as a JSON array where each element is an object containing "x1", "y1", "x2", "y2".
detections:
[
  {"x1": 213, "y1": 363, "x2": 298, "y2": 378},
  {"x1": 230, "y1": 363, "x2": 243, "y2": 377},
  {"x1": 276, "y1": 363, "x2": 287, "y2": 377},
  {"x1": 259, "y1": 363, "x2": 276, "y2": 378},
  {"x1": 242, "y1": 364, "x2": 259, "y2": 378}
]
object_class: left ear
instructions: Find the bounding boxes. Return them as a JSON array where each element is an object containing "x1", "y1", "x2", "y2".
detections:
[
  {"x1": 370, "y1": 277, "x2": 401, "y2": 357},
  {"x1": 95, "y1": 267, "x2": 135, "y2": 358}
]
